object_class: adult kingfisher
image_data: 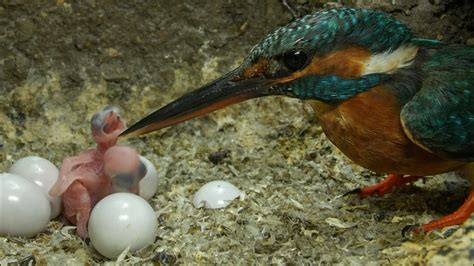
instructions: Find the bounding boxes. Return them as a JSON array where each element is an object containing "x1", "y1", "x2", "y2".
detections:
[{"x1": 120, "y1": 8, "x2": 474, "y2": 234}]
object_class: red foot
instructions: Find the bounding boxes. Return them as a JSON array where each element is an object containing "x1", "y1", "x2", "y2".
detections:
[
  {"x1": 352, "y1": 174, "x2": 421, "y2": 197},
  {"x1": 404, "y1": 189, "x2": 474, "y2": 234}
]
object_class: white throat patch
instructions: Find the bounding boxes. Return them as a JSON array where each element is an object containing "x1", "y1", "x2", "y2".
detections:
[{"x1": 362, "y1": 45, "x2": 418, "y2": 75}]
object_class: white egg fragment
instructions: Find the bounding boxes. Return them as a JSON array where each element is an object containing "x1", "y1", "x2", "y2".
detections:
[
  {"x1": 138, "y1": 155, "x2": 159, "y2": 200},
  {"x1": 0, "y1": 173, "x2": 51, "y2": 237},
  {"x1": 88, "y1": 193, "x2": 158, "y2": 259},
  {"x1": 8, "y1": 156, "x2": 62, "y2": 219},
  {"x1": 193, "y1": 180, "x2": 243, "y2": 209}
]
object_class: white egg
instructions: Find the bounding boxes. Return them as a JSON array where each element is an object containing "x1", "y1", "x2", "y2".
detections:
[
  {"x1": 193, "y1": 180, "x2": 242, "y2": 209},
  {"x1": 138, "y1": 155, "x2": 159, "y2": 200},
  {"x1": 88, "y1": 193, "x2": 158, "y2": 259},
  {"x1": 9, "y1": 156, "x2": 62, "y2": 219},
  {"x1": 0, "y1": 173, "x2": 51, "y2": 237}
]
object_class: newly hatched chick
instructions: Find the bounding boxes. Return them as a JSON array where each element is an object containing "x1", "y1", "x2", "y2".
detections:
[
  {"x1": 104, "y1": 146, "x2": 146, "y2": 194},
  {"x1": 49, "y1": 106, "x2": 144, "y2": 239}
]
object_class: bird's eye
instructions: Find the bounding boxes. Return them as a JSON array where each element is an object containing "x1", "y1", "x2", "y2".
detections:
[{"x1": 282, "y1": 51, "x2": 309, "y2": 71}]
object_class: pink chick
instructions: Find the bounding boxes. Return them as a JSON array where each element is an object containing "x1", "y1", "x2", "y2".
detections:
[
  {"x1": 104, "y1": 146, "x2": 146, "y2": 194},
  {"x1": 49, "y1": 106, "x2": 144, "y2": 239}
]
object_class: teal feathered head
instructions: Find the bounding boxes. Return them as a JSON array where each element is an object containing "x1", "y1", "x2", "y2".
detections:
[
  {"x1": 249, "y1": 8, "x2": 413, "y2": 60},
  {"x1": 241, "y1": 8, "x2": 416, "y2": 102},
  {"x1": 121, "y1": 8, "x2": 422, "y2": 137}
]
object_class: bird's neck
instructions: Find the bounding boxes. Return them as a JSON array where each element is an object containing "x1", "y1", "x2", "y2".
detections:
[
  {"x1": 382, "y1": 49, "x2": 428, "y2": 105},
  {"x1": 309, "y1": 100, "x2": 334, "y2": 116}
]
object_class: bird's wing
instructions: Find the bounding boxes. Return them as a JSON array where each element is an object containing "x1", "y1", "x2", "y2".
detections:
[{"x1": 400, "y1": 46, "x2": 474, "y2": 161}]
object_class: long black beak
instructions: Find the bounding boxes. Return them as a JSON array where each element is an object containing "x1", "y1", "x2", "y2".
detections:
[{"x1": 120, "y1": 68, "x2": 275, "y2": 138}]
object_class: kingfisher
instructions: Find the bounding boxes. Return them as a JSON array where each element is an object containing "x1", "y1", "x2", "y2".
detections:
[{"x1": 120, "y1": 8, "x2": 474, "y2": 234}]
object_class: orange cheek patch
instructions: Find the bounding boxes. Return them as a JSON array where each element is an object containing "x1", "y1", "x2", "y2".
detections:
[
  {"x1": 242, "y1": 58, "x2": 269, "y2": 79},
  {"x1": 274, "y1": 47, "x2": 371, "y2": 84},
  {"x1": 308, "y1": 47, "x2": 370, "y2": 78}
]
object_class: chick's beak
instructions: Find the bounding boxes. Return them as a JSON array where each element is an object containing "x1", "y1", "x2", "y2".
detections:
[{"x1": 120, "y1": 68, "x2": 275, "y2": 138}]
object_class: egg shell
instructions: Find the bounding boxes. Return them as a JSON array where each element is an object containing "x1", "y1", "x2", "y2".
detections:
[
  {"x1": 9, "y1": 156, "x2": 62, "y2": 219},
  {"x1": 88, "y1": 193, "x2": 158, "y2": 259},
  {"x1": 0, "y1": 173, "x2": 51, "y2": 238},
  {"x1": 138, "y1": 155, "x2": 159, "y2": 200},
  {"x1": 193, "y1": 180, "x2": 242, "y2": 209}
]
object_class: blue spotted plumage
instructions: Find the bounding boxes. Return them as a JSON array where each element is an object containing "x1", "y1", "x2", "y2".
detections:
[
  {"x1": 248, "y1": 8, "x2": 412, "y2": 61},
  {"x1": 122, "y1": 7, "x2": 474, "y2": 234},
  {"x1": 401, "y1": 46, "x2": 474, "y2": 161}
]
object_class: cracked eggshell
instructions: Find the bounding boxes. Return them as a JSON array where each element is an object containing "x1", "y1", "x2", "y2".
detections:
[
  {"x1": 193, "y1": 180, "x2": 242, "y2": 209},
  {"x1": 138, "y1": 155, "x2": 159, "y2": 200},
  {"x1": 0, "y1": 173, "x2": 51, "y2": 237},
  {"x1": 9, "y1": 156, "x2": 62, "y2": 219}
]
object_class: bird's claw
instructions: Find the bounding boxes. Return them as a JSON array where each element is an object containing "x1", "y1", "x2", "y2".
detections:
[
  {"x1": 343, "y1": 188, "x2": 362, "y2": 197},
  {"x1": 401, "y1": 224, "x2": 423, "y2": 238}
]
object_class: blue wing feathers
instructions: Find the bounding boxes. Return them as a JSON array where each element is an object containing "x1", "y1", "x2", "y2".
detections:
[{"x1": 401, "y1": 46, "x2": 474, "y2": 161}]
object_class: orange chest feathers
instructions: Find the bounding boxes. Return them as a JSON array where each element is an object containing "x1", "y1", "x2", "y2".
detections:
[{"x1": 310, "y1": 86, "x2": 463, "y2": 176}]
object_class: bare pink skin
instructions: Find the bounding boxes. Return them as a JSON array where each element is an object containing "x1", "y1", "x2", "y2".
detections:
[
  {"x1": 49, "y1": 106, "x2": 143, "y2": 239},
  {"x1": 104, "y1": 146, "x2": 144, "y2": 194}
]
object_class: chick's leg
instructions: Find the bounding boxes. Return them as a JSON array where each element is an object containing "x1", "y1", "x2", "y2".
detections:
[{"x1": 63, "y1": 181, "x2": 92, "y2": 239}]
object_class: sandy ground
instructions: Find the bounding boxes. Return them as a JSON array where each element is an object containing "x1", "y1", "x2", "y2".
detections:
[{"x1": 1, "y1": 1, "x2": 473, "y2": 265}]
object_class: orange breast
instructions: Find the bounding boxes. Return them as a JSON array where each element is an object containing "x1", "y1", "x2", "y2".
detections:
[{"x1": 311, "y1": 86, "x2": 464, "y2": 176}]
